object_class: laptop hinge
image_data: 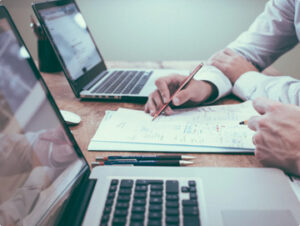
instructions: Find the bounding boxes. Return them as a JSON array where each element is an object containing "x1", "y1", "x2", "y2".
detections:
[{"x1": 59, "y1": 171, "x2": 97, "y2": 226}]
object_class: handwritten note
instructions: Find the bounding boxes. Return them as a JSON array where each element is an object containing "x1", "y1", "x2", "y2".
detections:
[{"x1": 90, "y1": 101, "x2": 258, "y2": 152}]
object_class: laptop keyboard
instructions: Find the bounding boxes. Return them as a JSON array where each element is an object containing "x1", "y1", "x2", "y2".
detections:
[
  {"x1": 92, "y1": 70, "x2": 153, "y2": 95},
  {"x1": 100, "y1": 179, "x2": 201, "y2": 226}
]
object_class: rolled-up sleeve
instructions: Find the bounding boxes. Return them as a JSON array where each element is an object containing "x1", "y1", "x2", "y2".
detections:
[
  {"x1": 233, "y1": 72, "x2": 300, "y2": 105},
  {"x1": 228, "y1": 0, "x2": 298, "y2": 71}
]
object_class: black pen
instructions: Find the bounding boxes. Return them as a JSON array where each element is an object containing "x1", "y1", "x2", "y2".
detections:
[
  {"x1": 91, "y1": 160, "x2": 193, "y2": 167},
  {"x1": 96, "y1": 155, "x2": 196, "y2": 161}
]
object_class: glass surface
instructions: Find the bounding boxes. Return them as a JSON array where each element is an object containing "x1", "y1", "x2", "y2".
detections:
[
  {"x1": 40, "y1": 3, "x2": 102, "y2": 81},
  {"x1": 0, "y1": 18, "x2": 86, "y2": 226}
]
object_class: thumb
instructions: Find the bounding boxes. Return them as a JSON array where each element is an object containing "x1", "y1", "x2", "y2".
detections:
[
  {"x1": 172, "y1": 89, "x2": 191, "y2": 106},
  {"x1": 252, "y1": 97, "x2": 275, "y2": 115}
]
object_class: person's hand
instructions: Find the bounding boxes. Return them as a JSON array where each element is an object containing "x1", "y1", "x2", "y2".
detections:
[
  {"x1": 33, "y1": 127, "x2": 76, "y2": 167},
  {"x1": 247, "y1": 97, "x2": 300, "y2": 176},
  {"x1": 144, "y1": 74, "x2": 217, "y2": 116},
  {"x1": 208, "y1": 48, "x2": 258, "y2": 84}
]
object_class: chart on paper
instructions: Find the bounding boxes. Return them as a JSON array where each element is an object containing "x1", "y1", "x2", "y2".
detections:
[{"x1": 90, "y1": 101, "x2": 258, "y2": 152}]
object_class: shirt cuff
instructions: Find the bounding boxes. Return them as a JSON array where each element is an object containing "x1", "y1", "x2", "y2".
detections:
[
  {"x1": 233, "y1": 71, "x2": 267, "y2": 100},
  {"x1": 193, "y1": 65, "x2": 232, "y2": 103}
]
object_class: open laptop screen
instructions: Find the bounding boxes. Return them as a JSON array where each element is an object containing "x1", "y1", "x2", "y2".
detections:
[
  {"x1": 39, "y1": 2, "x2": 102, "y2": 81},
  {"x1": 0, "y1": 15, "x2": 86, "y2": 225}
]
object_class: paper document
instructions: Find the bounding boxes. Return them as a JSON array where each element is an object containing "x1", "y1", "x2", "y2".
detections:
[{"x1": 89, "y1": 101, "x2": 258, "y2": 153}]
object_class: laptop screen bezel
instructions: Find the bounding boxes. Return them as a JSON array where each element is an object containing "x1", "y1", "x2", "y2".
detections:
[
  {"x1": 32, "y1": 0, "x2": 107, "y2": 97},
  {"x1": 0, "y1": 4, "x2": 91, "y2": 224}
]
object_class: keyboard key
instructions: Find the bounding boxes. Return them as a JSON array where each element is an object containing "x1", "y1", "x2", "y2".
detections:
[
  {"x1": 118, "y1": 195, "x2": 131, "y2": 202},
  {"x1": 119, "y1": 188, "x2": 132, "y2": 195},
  {"x1": 166, "y1": 194, "x2": 179, "y2": 201},
  {"x1": 147, "y1": 180, "x2": 164, "y2": 185},
  {"x1": 166, "y1": 201, "x2": 179, "y2": 208},
  {"x1": 109, "y1": 185, "x2": 117, "y2": 192},
  {"x1": 131, "y1": 213, "x2": 144, "y2": 221},
  {"x1": 101, "y1": 214, "x2": 110, "y2": 222},
  {"x1": 183, "y1": 216, "x2": 200, "y2": 226},
  {"x1": 181, "y1": 186, "x2": 190, "y2": 193},
  {"x1": 149, "y1": 204, "x2": 162, "y2": 212},
  {"x1": 148, "y1": 220, "x2": 162, "y2": 226},
  {"x1": 166, "y1": 208, "x2": 179, "y2": 216},
  {"x1": 130, "y1": 222, "x2": 144, "y2": 226},
  {"x1": 136, "y1": 180, "x2": 148, "y2": 185},
  {"x1": 190, "y1": 192, "x2": 197, "y2": 200},
  {"x1": 183, "y1": 207, "x2": 199, "y2": 216},
  {"x1": 116, "y1": 202, "x2": 129, "y2": 209},
  {"x1": 134, "y1": 192, "x2": 147, "y2": 199},
  {"x1": 151, "y1": 185, "x2": 163, "y2": 191},
  {"x1": 120, "y1": 180, "x2": 134, "y2": 188},
  {"x1": 150, "y1": 191, "x2": 163, "y2": 197},
  {"x1": 166, "y1": 216, "x2": 179, "y2": 224},
  {"x1": 107, "y1": 192, "x2": 115, "y2": 199},
  {"x1": 190, "y1": 187, "x2": 197, "y2": 192},
  {"x1": 133, "y1": 199, "x2": 146, "y2": 206},
  {"x1": 166, "y1": 181, "x2": 179, "y2": 194},
  {"x1": 135, "y1": 185, "x2": 147, "y2": 192},
  {"x1": 103, "y1": 206, "x2": 112, "y2": 214},
  {"x1": 105, "y1": 199, "x2": 114, "y2": 206},
  {"x1": 188, "y1": 180, "x2": 196, "y2": 187},
  {"x1": 112, "y1": 217, "x2": 127, "y2": 225},
  {"x1": 132, "y1": 206, "x2": 145, "y2": 213},
  {"x1": 149, "y1": 212, "x2": 162, "y2": 220},
  {"x1": 182, "y1": 200, "x2": 198, "y2": 206},
  {"x1": 114, "y1": 209, "x2": 128, "y2": 217},
  {"x1": 150, "y1": 197, "x2": 163, "y2": 204}
]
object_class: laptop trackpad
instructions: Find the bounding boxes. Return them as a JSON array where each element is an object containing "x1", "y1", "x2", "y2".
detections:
[{"x1": 222, "y1": 210, "x2": 298, "y2": 226}]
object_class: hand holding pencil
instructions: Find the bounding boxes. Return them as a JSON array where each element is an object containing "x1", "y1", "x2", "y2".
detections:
[{"x1": 144, "y1": 63, "x2": 218, "y2": 118}]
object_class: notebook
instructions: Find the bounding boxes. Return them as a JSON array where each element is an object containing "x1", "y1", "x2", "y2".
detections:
[
  {"x1": 32, "y1": 0, "x2": 187, "y2": 102},
  {"x1": 0, "y1": 5, "x2": 300, "y2": 226}
]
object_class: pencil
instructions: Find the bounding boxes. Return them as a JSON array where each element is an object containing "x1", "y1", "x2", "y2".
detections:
[
  {"x1": 152, "y1": 63, "x2": 204, "y2": 121},
  {"x1": 91, "y1": 160, "x2": 193, "y2": 167},
  {"x1": 239, "y1": 120, "x2": 248, "y2": 125},
  {"x1": 96, "y1": 155, "x2": 196, "y2": 161}
]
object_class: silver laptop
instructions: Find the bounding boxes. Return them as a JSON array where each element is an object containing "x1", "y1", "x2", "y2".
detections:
[
  {"x1": 1, "y1": 5, "x2": 300, "y2": 226},
  {"x1": 32, "y1": 0, "x2": 186, "y2": 102}
]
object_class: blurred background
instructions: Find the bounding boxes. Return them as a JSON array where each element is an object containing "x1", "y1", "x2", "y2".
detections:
[{"x1": 3, "y1": 0, "x2": 300, "y2": 78}]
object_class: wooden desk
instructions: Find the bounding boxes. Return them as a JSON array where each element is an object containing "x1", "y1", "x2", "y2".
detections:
[{"x1": 41, "y1": 61, "x2": 262, "y2": 168}]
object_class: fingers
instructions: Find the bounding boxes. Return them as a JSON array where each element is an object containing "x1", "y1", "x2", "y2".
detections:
[
  {"x1": 144, "y1": 90, "x2": 173, "y2": 116},
  {"x1": 252, "y1": 97, "x2": 278, "y2": 115},
  {"x1": 247, "y1": 116, "x2": 260, "y2": 131}
]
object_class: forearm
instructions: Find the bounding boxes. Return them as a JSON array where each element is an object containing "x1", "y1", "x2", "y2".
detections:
[{"x1": 228, "y1": 0, "x2": 298, "y2": 71}]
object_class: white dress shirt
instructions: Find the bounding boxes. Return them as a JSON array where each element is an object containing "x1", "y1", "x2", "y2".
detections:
[{"x1": 194, "y1": 0, "x2": 300, "y2": 105}]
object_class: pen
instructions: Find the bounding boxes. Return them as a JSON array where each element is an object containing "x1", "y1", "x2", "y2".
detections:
[
  {"x1": 152, "y1": 63, "x2": 204, "y2": 121},
  {"x1": 91, "y1": 160, "x2": 193, "y2": 167},
  {"x1": 96, "y1": 155, "x2": 196, "y2": 161},
  {"x1": 239, "y1": 120, "x2": 248, "y2": 125}
]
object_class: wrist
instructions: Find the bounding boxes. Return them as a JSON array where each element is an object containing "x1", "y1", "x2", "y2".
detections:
[{"x1": 201, "y1": 81, "x2": 218, "y2": 102}]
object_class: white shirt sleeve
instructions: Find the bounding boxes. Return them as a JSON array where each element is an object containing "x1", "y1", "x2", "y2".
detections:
[
  {"x1": 228, "y1": 0, "x2": 298, "y2": 71},
  {"x1": 233, "y1": 71, "x2": 300, "y2": 105},
  {"x1": 193, "y1": 65, "x2": 232, "y2": 103}
]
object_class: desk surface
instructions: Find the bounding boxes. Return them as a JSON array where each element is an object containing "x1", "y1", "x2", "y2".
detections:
[{"x1": 41, "y1": 61, "x2": 262, "y2": 168}]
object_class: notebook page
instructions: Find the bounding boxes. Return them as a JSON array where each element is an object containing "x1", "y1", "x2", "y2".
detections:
[{"x1": 92, "y1": 101, "x2": 258, "y2": 150}]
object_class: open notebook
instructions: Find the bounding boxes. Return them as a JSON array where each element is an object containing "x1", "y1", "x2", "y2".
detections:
[{"x1": 88, "y1": 101, "x2": 258, "y2": 153}]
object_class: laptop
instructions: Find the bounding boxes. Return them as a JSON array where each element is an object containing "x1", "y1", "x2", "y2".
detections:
[
  {"x1": 32, "y1": 0, "x2": 187, "y2": 102},
  {"x1": 1, "y1": 6, "x2": 300, "y2": 226}
]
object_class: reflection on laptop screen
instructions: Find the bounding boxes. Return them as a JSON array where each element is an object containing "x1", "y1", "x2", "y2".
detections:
[
  {"x1": 0, "y1": 17, "x2": 86, "y2": 225},
  {"x1": 39, "y1": 3, "x2": 102, "y2": 81}
]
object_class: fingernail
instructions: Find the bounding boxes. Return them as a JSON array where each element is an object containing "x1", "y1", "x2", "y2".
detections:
[
  {"x1": 150, "y1": 110, "x2": 154, "y2": 115},
  {"x1": 173, "y1": 97, "x2": 179, "y2": 105},
  {"x1": 163, "y1": 97, "x2": 168, "y2": 103}
]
